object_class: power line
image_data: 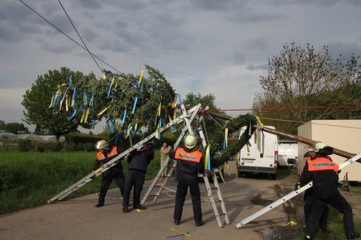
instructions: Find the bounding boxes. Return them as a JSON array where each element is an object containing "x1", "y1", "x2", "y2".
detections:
[
  {"x1": 260, "y1": 117, "x2": 361, "y2": 130},
  {"x1": 57, "y1": 0, "x2": 102, "y2": 74},
  {"x1": 217, "y1": 105, "x2": 361, "y2": 112},
  {"x1": 18, "y1": 0, "x2": 122, "y2": 74}
]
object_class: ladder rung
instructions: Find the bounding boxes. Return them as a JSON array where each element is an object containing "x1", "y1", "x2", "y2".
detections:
[
  {"x1": 211, "y1": 187, "x2": 218, "y2": 190},
  {"x1": 219, "y1": 212, "x2": 225, "y2": 216},
  {"x1": 216, "y1": 199, "x2": 222, "y2": 203},
  {"x1": 155, "y1": 184, "x2": 162, "y2": 187},
  {"x1": 149, "y1": 193, "x2": 159, "y2": 197}
]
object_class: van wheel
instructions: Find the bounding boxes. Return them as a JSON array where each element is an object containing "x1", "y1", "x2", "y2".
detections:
[{"x1": 271, "y1": 174, "x2": 277, "y2": 180}]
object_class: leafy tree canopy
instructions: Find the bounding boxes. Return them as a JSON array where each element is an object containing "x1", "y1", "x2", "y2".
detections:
[
  {"x1": 253, "y1": 42, "x2": 361, "y2": 134},
  {"x1": 22, "y1": 67, "x2": 83, "y2": 140}
]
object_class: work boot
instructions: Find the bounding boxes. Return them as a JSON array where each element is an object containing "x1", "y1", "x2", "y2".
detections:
[
  {"x1": 174, "y1": 219, "x2": 181, "y2": 225},
  {"x1": 346, "y1": 232, "x2": 360, "y2": 239},
  {"x1": 122, "y1": 206, "x2": 130, "y2": 213},
  {"x1": 134, "y1": 204, "x2": 147, "y2": 210},
  {"x1": 95, "y1": 202, "x2": 104, "y2": 208},
  {"x1": 195, "y1": 221, "x2": 204, "y2": 227},
  {"x1": 303, "y1": 235, "x2": 313, "y2": 240}
]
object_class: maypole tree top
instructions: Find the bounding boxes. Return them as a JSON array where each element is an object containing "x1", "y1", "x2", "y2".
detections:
[{"x1": 49, "y1": 65, "x2": 176, "y2": 138}]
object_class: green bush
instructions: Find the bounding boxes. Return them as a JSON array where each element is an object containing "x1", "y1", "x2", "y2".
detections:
[{"x1": 17, "y1": 139, "x2": 32, "y2": 152}]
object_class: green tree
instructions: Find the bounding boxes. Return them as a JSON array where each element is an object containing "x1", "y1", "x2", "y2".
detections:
[
  {"x1": 4, "y1": 122, "x2": 29, "y2": 134},
  {"x1": 253, "y1": 42, "x2": 361, "y2": 134},
  {"x1": 0, "y1": 120, "x2": 5, "y2": 130},
  {"x1": 22, "y1": 67, "x2": 83, "y2": 140}
]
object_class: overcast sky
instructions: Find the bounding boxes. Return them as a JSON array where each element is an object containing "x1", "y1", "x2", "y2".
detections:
[{"x1": 1, "y1": 0, "x2": 361, "y2": 133}]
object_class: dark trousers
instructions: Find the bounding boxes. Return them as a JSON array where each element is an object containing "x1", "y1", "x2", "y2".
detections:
[
  {"x1": 306, "y1": 191, "x2": 355, "y2": 236},
  {"x1": 98, "y1": 168, "x2": 125, "y2": 204},
  {"x1": 122, "y1": 169, "x2": 145, "y2": 207},
  {"x1": 304, "y1": 194, "x2": 329, "y2": 231},
  {"x1": 174, "y1": 182, "x2": 202, "y2": 223}
]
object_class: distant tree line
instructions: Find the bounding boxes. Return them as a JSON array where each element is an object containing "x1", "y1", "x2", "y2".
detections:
[{"x1": 0, "y1": 120, "x2": 29, "y2": 134}]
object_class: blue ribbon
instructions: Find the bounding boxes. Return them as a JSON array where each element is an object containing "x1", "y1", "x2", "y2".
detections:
[
  {"x1": 177, "y1": 93, "x2": 182, "y2": 104},
  {"x1": 71, "y1": 86, "x2": 77, "y2": 108},
  {"x1": 131, "y1": 95, "x2": 138, "y2": 114},
  {"x1": 109, "y1": 118, "x2": 115, "y2": 133},
  {"x1": 68, "y1": 74, "x2": 72, "y2": 87}
]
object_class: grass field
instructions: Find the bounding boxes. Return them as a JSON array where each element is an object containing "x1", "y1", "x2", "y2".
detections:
[{"x1": 0, "y1": 151, "x2": 161, "y2": 214}]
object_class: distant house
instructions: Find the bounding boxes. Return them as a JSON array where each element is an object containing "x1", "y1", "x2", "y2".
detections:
[
  {"x1": 17, "y1": 134, "x2": 65, "y2": 142},
  {"x1": 0, "y1": 132, "x2": 19, "y2": 142}
]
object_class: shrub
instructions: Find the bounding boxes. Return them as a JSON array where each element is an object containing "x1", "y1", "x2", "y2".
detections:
[{"x1": 17, "y1": 139, "x2": 32, "y2": 152}]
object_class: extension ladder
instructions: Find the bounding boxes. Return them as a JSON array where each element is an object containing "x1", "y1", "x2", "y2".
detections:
[
  {"x1": 203, "y1": 169, "x2": 230, "y2": 227},
  {"x1": 47, "y1": 104, "x2": 201, "y2": 204},
  {"x1": 198, "y1": 126, "x2": 230, "y2": 228},
  {"x1": 235, "y1": 152, "x2": 361, "y2": 228}
]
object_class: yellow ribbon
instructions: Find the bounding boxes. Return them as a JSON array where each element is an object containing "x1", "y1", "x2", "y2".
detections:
[
  {"x1": 138, "y1": 68, "x2": 144, "y2": 85},
  {"x1": 170, "y1": 228, "x2": 191, "y2": 237},
  {"x1": 204, "y1": 145, "x2": 210, "y2": 170},
  {"x1": 98, "y1": 104, "x2": 112, "y2": 117}
]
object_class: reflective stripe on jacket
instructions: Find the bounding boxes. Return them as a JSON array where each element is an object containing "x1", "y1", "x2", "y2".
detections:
[
  {"x1": 308, "y1": 157, "x2": 339, "y2": 173},
  {"x1": 174, "y1": 147, "x2": 202, "y2": 163},
  {"x1": 96, "y1": 146, "x2": 118, "y2": 161}
]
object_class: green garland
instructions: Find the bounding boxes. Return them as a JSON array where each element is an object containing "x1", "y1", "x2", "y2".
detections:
[{"x1": 208, "y1": 114, "x2": 257, "y2": 167}]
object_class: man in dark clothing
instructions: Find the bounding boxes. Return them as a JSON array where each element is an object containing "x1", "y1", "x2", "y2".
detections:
[
  {"x1": 300, "y1": 142, "x2": 359, "y2": 240},
  {"x1": 122, "y1": 143, "x2": 154, "y2": 213},
  {"x1": 169, "y1": 134, "x2": 204, "y2": 227},
  {"x1": 93, "y1": 139, "x2": 125, "y2": 207},
  {"x1": 296, "y1": 147, "x2": 329, "y2": 234}
]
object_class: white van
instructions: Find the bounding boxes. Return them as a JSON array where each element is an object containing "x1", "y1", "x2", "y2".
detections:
[
  {"x1": 278, "y1": 140, "x2": 298, "y2": 168},
  {"x1": 237, "y1": 126, "x2": 279, "y2": 180}
]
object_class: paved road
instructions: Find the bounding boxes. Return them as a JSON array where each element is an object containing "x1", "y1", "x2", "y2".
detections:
[{"x1": 0, "y1": 162, "x2": 300, "y2": 240}]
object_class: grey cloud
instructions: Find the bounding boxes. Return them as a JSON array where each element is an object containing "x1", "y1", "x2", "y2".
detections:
[
  {"x1": 247, "y1": 39, "x2": 269, "y2": 51},
  {"x1": 327, "y1": 42, "x2": 361, "y2": 59},
  {"x1": 247, "y1": 64, "x2": 268, "y2": 71}
]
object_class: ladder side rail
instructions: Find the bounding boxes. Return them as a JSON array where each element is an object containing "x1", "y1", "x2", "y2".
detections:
[
  {"x1": 198, "y1": 124, "x2": 225, "y2": 227},
  {"x1": 212, "y1": 169, "x2": 230, "y2": 224},
  {"x1": 203, "y1": 172, "x2": 223, "y2": 227},
  {"x1": 236, "y1": 152, "x2": 361, "y2": 228},
  {"x1": 236, "y1": 182, "x2": 313, "y2": 228},
  {"x1": 48, "y1": 105, "x2": 199, "y2": 203}
]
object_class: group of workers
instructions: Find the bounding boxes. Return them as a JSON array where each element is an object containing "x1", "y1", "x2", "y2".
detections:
[
  {"x1": 93, "y1": 139, "x2": 154, "y2": 212},
  {"x1": 92, "y1": 134, "x2": 360, "y2": 236},
  {"x1": 298, "y1": 141, "x2": 360, "y2": 240},
  {"x1": 92, "y1": 134, "x2": 205, "y2": 227}
]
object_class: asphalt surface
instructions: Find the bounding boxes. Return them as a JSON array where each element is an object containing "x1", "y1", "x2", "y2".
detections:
[{"x1": 0, "y1": 162, "x2": 300, "y2": 240}]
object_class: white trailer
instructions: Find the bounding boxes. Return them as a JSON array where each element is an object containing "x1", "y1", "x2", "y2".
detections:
[{"x1": 237, "y1": 126, "x2": 279, "y2": 180}]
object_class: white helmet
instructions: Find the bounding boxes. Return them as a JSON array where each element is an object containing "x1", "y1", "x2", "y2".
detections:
[
  {"x1": 314, "y1": 141, "x2": 326, "y2": 152},
  {"x1": 184, "y1": 134, "x2": 197, "y2": 149},
  {"x1": 95, "y1": 140, "x2": 108, "y2": 150}
]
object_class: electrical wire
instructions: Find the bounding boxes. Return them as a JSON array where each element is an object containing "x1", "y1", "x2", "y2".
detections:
[
  {"x1": 18, "y1": 0, "x2": 122, "y2": 74},
  {"x1": 217, "y1": 105, "x2": 361, "y2": 112},
  {"x1": 260, "y1": 117, "x2": 361, "y2": 130},
  {"x1": 57, "y1": 0, "x2": 102, "y2": 74}
]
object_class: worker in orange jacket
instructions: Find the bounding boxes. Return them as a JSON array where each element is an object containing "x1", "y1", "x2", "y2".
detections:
[
  {"x1": 93, "y1": 139, "x2": 125, "y2": 207},
  {"x1": 300, "y1": 142, "x2": 359, "y2": 240},
  {"x1": 170, "y1": 134, "x2": 204, "y2": 227}
]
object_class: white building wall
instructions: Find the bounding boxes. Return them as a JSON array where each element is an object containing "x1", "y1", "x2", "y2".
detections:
[{"x1": 298, "y1": 120, "x2": 361, "y2": 181}]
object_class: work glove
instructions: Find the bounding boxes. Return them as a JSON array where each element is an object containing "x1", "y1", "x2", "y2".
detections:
[{"x1": 294, "y1": 182, "x2": 301, "y2": 191}]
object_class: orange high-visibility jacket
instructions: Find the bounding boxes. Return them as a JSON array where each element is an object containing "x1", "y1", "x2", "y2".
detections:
[{"x1": 308, "y1": 157, "x2": 339, "y2": 173}]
